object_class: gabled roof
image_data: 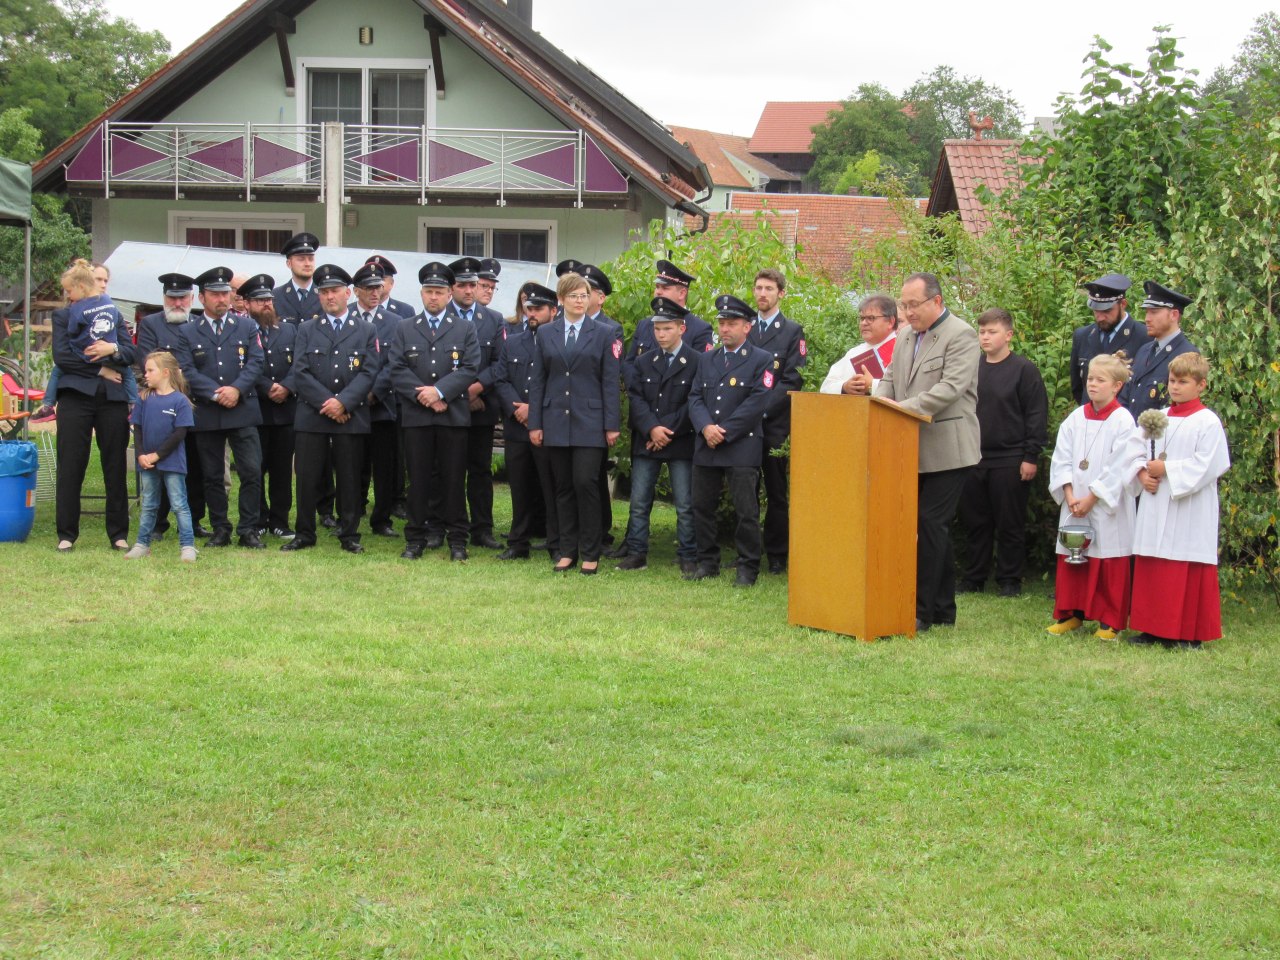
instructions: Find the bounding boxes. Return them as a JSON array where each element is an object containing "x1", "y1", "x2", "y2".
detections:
[
  {"x1": 747, "y1": 102, "x2": 842, "y2": 154},
  {"x1": 668, "y1": 126, "x2": 798, "y2": 189},
  {"x1": 926, "y1": 139, "x2": 1032, "y2": 234},
  {"x1": 33, "y1": 0, "x2": 708, "y2": 206},
  {"x1": 723, "y1": 192, "x2": 926, "y2": 282}
]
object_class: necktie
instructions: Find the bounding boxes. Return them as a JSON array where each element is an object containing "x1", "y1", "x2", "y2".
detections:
[
  {"x1": 567, "y1": 325, "x2": 577, "y2": 352},
  {"x1": 333, "y1": 317, "x2": 342, "y2": 334},
  {"x1": 464, "y1": 309, "x2": 473, "y2": 323},
  {"x1": 213, "y1": 320, "x2": 223, "y2": 338},
  {"x1": 666, "y1": 352, "x2": 675, "y2": 369},
  {"x1": 298, "y1": 288, "x2": 304, "y2": 301},
  {"x1": 430, "y1": 316, "x2": 440, "y2": 333}
]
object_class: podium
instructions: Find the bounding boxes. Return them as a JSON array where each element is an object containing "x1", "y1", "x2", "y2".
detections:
[{"x1": 788, "y1": 393, "x2": 929, "y2": 640}]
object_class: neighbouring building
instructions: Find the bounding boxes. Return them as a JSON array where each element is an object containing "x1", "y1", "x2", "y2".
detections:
[
  {"x1": 667, "y1": 126, "x2": 801, "y2": 209},
  {"x1": 926, "y1": 138, "x2": 1031, "y2": 234},
  {"x1": 32, "y1": 0, "x2": 711, "y2": 266},
  {"x1": 746, "y1": 101, "x2": 841, "y2": 188}
]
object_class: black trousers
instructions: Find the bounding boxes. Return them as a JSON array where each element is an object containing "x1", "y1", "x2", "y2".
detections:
[
  {"x1": 154, "y1": 432, "x2": 206, "y2": 533},
  {"x1": 404, "y1": 425, "x2": 467, "y2": 547},
  {"x1": 295, "y1": 431, "x2": 363, "y2": 544},
  {"x1": 917, "y1": 467, "x2": 971, "y2": 626},
  {"x1": 598, "y1": 456, "x2": 613, "y2": 537},
  {"x1": 760, "y1": 449, "x2": 790, "y2": 561},
  {"x1": 196, "y1": 427, "x2": 262, "y2": 536},
  {"x1": 257, "y1": 422, "x2": 295, "y2": 531},
  {"x1": 531, "y1": 443, "x2": 558, "y2": 555},
  {"x1": 546, "y1": 445, "x2": 604, "y2": 562},
  {"x1": 692, "y1": 464, "x2": 761, "y2": 573},
  {"x1": 464, "y1": 422, "x2": 496, "y2": 540},
  {"x1": 318, "y1": 446, "x2": 336, "y2": 520},
  {"x1": 54, "y1": 385, "x2": 130, "y2": 545},
  {"x1": 959, "y1": 462, "x2": 1031, "y2": 588},
  {"x1": 504, "y1": 438, "x2": 538, "y2": 551},
  {"x1": 364, "y1": 420, "x2": 400, "y2": 528}
]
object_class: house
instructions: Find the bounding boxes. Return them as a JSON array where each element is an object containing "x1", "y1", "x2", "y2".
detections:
[
  {"x1": 926, "y1": 138, "x2": 1030, "y2": 234},
  {"x1": 746, "y1": 101, "x2": 841, "y2": 187},
  {"x1": 32, "y1": 0, "x2": 711, "y2": 268},
  {"x1": 667, "y1": 126, "x2": 800, "y2": 209},
  {"x1": 687, "y1": 192, "x2": 926, "y2": 285}
]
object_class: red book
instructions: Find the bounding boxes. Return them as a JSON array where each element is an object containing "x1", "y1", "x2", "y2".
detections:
[{"x1": 848, "y1": 347, "x2": 885, "y2": 379}]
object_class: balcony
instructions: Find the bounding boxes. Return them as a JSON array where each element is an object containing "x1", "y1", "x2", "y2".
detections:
[{"x1": 63, "y1": 121, "x2": 632, "y2": 207}]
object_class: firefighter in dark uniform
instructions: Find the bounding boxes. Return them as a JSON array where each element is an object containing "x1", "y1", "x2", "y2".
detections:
[
  {"x1": 136, "y1": 272, "x2": 206, "y2": 537},
  {"x1": 617, "y1": 296, "x2": 701, "y2": 575},
  {"x1": 242, "y1": 273, "x2": 298, "y2": 539},
  {"x1": 446, "y1": 256, "x2": 505, "y2": 549},
  {"x1": 573, "y1": 263, "x2": 625, "y2": 546},
  {"x1": 494, "y1": 282, "x2": 557, "y2": 560},
  {"x1": 624, "y1": 259, "x2": 714, "y2": 388},
  {"x1": 181, "y1": 266, "x2": 266, "y2": 548},
  {"x1": 749, "y1": 268, "x2": 806, "y2": 575},
  {"x1": 348, "y1": 262, "x2": 400, "y2": 537},
  {"x1": 1069, "y1": 273, "x2": 1150, "y2": 405},
  {"x1": 390, "y1": 262, "x2": 481, "y2": 561},
  {"x1": 281, "y1": 264, "x2": 379, "y2": 554},
  {"x1": 1119, "y1": 281, "x2": 1198, "y2": 419},
  {"x1": 366, "y1": 254, "x2": 416, "y2": 319},
  {"x1": 687, "y1": 294, "x2": 775, "y2": 587},
  {"x1": 272, "y1": 232, "x2": 323, "y2": 324}
]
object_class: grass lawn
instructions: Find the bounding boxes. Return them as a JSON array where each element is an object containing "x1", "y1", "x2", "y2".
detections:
[{"x1": 2, "y1": 453, "x2": 1278, "y2": 958}]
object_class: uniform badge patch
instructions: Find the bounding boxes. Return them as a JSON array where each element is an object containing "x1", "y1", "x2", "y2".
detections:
[
  {"x1": 452, "y1": 351, "x2": 459, "y2": 360},
  {"x1": 774, "y1": 360, "x2": 780, "y2": 369},
  {"x1": 799, "y1": 339, "x2": 807, "y2": 356},
  {"x1": 1149, "y1": 388, "x2": 1157, "y2": 398},
  {"x1": 729, "y1": 377, "x2": 737, "y2": 386},
  {"x1": 763, "y1": 370, "x2": 775, "y2": 389},
  {"x1": 612, "y1": 340, "x2": 623, "y2": 359},
  {"x1": 679, "y1": 356, "x2": 687, "y2": 364}
]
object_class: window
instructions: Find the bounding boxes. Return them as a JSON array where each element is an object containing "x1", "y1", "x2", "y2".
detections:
[
  {"x1": 419, "y1": 218, "x2": 556, "y2": 263},
  {"x1": 298, "y1": 59, "x2": 434, "y2": 128},
  {"x1": 170, "y1": 213, "x2": 304, "y2": 252},
  {"x1": 309, "y1": 70, "x2": 362, "y2": 125},
  {"x1": 371, "y1": 71, "x2": 426, "y2": 128}
]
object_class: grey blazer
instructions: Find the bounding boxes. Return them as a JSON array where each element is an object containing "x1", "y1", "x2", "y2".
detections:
[{"x1": 875, "y1": 310, "x2": 981, "y2": 473}]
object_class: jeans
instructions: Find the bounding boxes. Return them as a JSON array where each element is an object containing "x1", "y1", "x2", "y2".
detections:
[
  {"x1": 692, "y1": 464, "x2": 761, "y2": 573},
  {"x1": 624, "y1": 455, "x2": 695, "y2": 559},
  {"x1": 137, "y1": 469, "x2": 194, "y2": 547}
]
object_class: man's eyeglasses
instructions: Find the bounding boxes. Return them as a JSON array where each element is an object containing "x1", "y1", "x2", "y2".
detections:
[
  {"x1": 900, "y1": 297, "x2": 937, "y2": 312},
  {"x1": 859, "y1": 313, "x2": 892, "y2": 322}
]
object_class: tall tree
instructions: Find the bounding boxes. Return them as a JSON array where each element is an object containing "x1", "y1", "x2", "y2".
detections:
[
  {"x1": 903, "y1": 65, "x2": 1024, "y2": 164},
  {"x1": 0, "y1": 0, "x2": 169, "y2": 150},
  {"x1": 808, "y1": 84, "x2": 930, "y2": 196}
]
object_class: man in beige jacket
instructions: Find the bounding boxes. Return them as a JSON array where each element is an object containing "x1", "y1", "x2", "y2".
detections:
[{"x1": 876, "y1": 272, "x2": 980, "y2": 631}]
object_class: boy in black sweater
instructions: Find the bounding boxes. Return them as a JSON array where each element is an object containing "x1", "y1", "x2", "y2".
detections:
[{"x1": 958, "y1": 308, "x2": 1048, "y2": 596}]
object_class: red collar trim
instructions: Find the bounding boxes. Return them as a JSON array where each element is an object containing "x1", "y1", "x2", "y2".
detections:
[
  {"x1": 1169, "y1": 398, "x2": 1205, "y2": 417},
  {"x1": 1083, "y1": 398, "x2": 1121, "y2": 421}
]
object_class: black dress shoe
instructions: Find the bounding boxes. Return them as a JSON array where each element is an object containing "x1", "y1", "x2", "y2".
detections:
[
  {"x1": 767, "y1": 557, "x2": 787, "y2": 575},
  {"x1": 735, "y1": 568, "x2": 758, "y2": 587},
  {"x1": 553, "y1": 558, "x2": 577, "y2": 572},
  {"x1": 401, "y1": 543, "x2": 424, "y2": 560},
  {"x1": 617, "y1": 553, "x2": 647, "y2": 571},
  {"x1": 392, "y1": 503, "x2": 409, "y2": 520},
  {"x1": 319, "y1": 515, "x2": 339, "y2": 529},
  {"x1": 472, "y1": 533, "x2": 503, "y2": 549},
  {"x1": 1127, "y1": 632, "x2": 1159, "y2": 645},
  {"x1": 915, "y1": 618, "x2": 931, "y2": 632},
  {"x1": 580, "y1": 562, "x2": 599, "y2": 576},
  {"x1": 683, "y1": 565, "x2": 719, "y2": 581},
  {"x1": 679, "y1": 559, "x2": 698, "y2": 576},
  {"x1": 604, "y1": 543, "x2": 631, "y2": 559},
  {"x1": 238, "y1": 532, "x2": 266, "y2": 549},
  {"x1": 280, "y1": 537, "x2": 316, "y2": 551},
  {"x1": 530, "y1": 540, "x2": 548, "y2": 552},
  {"x1": 424, "y1": 534, "x2": 445, "y2": 550},
  {"x1": 998, "y1": 583, "x2": 1022, "y2": 598},
  {"x1": 206, "y1": 529, "x2": 232, "y2": 547},
  {"x1": 450, "y1": 545, "x2": 468, "y2": 561},
  {"x1": 497, "y1": 547, "x2": 530, "y2": 560},
  {"x1": 371, "y1": 524, "x2": 397, "y2": 537},
  {"x1": 193, "y1": 523, "x2": 212, "y2": 538},
  {"x1": 341, "y1": 540, "x2": 365, "y2": 555}
]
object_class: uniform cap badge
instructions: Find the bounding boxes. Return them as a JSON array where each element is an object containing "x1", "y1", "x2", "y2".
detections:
[{"x1": 729, "y1": 377, "x2": 737, "y2": 386}]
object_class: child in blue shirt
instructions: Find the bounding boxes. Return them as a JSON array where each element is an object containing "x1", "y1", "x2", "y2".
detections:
[{"x1": 125, "y1": 351, "x2": 197, "y2": 562}]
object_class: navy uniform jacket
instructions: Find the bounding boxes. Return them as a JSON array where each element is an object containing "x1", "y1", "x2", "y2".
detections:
[
  {"x1": 290, "y1": 314, "x2": 379, "y2": 434},
  {"x1": 1119, "y1": 331, "x2": 1198, "y2": 418},
  {"x1": 389, "y1": 313, "x2": 480, "y2": 429},
  {"x1": 181, "y1": 314, "x2": 265, "y2": 431},
  {"x1": 750, "y1": 311, "x2": 807, "y2": 448},
  {"x1": 689, "y1": 342, "x2": 774, "y2": 467},
  {"x1": 624, "y1": 311, "x2": 714, "y2": 387},
  {"x1": 528, "y1": 316, "x2": 622, "y2": 448},
  {"x1": 135, "y1": 310, "x2": 193, "y2": 372},
  {"x1": 355, "y1": 306, "x2": 400, "y2": 424},
  {"x1": 255, "y1": 321, "x2": 299, "y2": 427},
  {"x1": 1069, "y1": 315, "x2": 1150, "y2": 405},
  {"x1": 272, "y1": 279, "x2": 323, "y2": 325},
  {"x1": 494, "y1": 323, "x2": 538, "y2": 443},
  {"x1": 628, "y1": 341, "x2": 698, "y2": 462},
  {"x1": 384, "y1": 297, "x2": 416, "y2": 319},
  {"x1": 51, "y1": 305, "x2": 136, "y2": 403},
  {"x1": 449, "y1": 302, "x2": 504, "y2": 427}
]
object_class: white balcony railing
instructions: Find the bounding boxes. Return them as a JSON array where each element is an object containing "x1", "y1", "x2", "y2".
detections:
[{"x1": 65, "y1": 121, "x2": 630, "y2": 204}]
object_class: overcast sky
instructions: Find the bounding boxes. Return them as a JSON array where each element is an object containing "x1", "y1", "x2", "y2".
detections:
[{"x1": 102, "y1": 0, "x2": 1273, "y2": 134}]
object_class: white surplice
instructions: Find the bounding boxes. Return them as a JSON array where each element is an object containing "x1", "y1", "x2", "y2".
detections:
[{"x1": 1049, "y1": 403, "x2": 1146, "y2": 558}]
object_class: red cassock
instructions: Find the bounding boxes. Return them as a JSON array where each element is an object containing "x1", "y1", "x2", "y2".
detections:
[
  {"x1": 1130, "y1": 556, "x2": 1222, "y2": 641},
  {"x1": 1053, "y1": 554, "x2": 1132, "y2": 630}
]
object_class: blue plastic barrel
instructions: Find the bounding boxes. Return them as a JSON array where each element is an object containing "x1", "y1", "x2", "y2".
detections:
[{"x1": 0, "y1": 440, "x2": 39, "y2": 542}]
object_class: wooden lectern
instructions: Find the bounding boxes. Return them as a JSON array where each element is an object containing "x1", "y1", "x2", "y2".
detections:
[{"x1": 788, "y1": 393, "x2": 930, "y2": 640}]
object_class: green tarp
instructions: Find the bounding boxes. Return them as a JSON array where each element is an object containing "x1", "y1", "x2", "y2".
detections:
[{"x1": 0, "y1": 157, "x2": 32, "y2": 227}]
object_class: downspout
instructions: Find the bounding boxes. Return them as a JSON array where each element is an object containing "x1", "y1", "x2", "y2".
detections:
[{"x1": 677, "y1": 161, "x2": 713, "y2": 234}]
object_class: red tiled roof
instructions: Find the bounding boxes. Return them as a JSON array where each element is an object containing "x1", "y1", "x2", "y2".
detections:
[
  {"x1": 926, "y1": 139, "x2": 1035, "y2": 234},
  {"x1": 699, "y1": 193, "x2": 926, "y2": 283},
  {"x1": 683, "y1": 209, "x2": 801, "y2": 250},
  {"x1": 669, "y1": 126, "x2": 801, "y2": 189},
  {"x1": 748, "y1": 102, "x2": 843, "y2": 154}
]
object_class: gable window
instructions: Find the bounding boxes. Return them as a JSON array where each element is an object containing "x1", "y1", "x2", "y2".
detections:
[
  {"x1": 309, "y1": 70, "x2": 362, "y2": 125},
  {"x1": 418, "y1": 218, "x2": 556, "y2": 264},
  {"x1": 298, "y1": 59, "x2": 435, "y2": 128},
  {"x1": 169, "y1": 213, "x2": 305, "y2": 252}
]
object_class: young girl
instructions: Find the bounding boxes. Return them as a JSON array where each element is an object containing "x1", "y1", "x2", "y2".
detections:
[
  {"x1": 1047, "y1": 353, "x2": 1146, "y2": 639},
  {"x1": 34, "y1": 260, "x2": 139, "y2": 421},
  {"x1": 125, "y1": 351, "x2": 197, "y2": 562},
  {"x1": 1128, "y1": 353, "x2": 1231, "y2": 648}
]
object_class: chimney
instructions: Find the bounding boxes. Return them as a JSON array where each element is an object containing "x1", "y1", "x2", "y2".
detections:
[{"x1": 505, "y1": 0, "x2": 533, "y2": 25}]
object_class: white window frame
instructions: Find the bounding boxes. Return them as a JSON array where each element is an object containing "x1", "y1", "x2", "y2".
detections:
[
  {"x1": 296, "y1": 58, "x2": 437, "y2": 128},
  {"x1": 168, "y1": 211, "x2": 306, "y2": 250},
  {"x1": 417, "y1": 216, "x2": 558, "y2": 263}
]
